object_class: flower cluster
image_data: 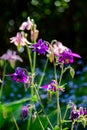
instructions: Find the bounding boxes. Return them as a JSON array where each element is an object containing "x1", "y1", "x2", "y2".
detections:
[
  {"x1": 10, "y1": 17, "x2": 39, "y2": 51},
  {"x1": 10, "y1": 17, "x2": 81, "y2": 65},
  {"x1": 71, "y1": 104, "x2": 87, "y2": 121},
  {"x1": 0, "y1": 16, "x2": 84, "y2": 130}
]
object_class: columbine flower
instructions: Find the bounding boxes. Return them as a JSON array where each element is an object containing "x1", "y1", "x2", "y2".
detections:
[
  {"x1": 22, "y1": 105, "x2": 29, "y2": 119},
  {"x1": 41, "y1": 80, "x2": 64, "y2": 92},
  {"x1": 58, "y1": 49, "x2": 81, "y2": 64},
  {"x1": 0, "y1": 50, "x2": 22, "y2": 62},
  {"x1": 71, "y1": 105, "x2": 80, "y2": 121},
  {"x1": 47, "y1": 41, "x2": 69, "y2": 62},
  {"x1": 19, "y1": 17, "x2": 32, "y2": 30},
  {"x1": 48, "y1": 41, "x2": 81, "y2": 63},
  {"x1": 30, "y1": 39, "x2": 49, "y2": 55},
  {"x1": 0, "y1": 50, "x2": 23, "y2": 68},
  {"x1": 10, "y1": 32, "x2": 29, "y2": 47},
  {"x1": 70, "y1": 105, "x2": 87, "y2": 121},
  {"x1": 7, "y1": 67, "x2": 30, "y2": 83}
]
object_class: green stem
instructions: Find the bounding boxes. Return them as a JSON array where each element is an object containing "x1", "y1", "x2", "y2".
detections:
[
  {"x1": 32, "y1": 52, "x2": 36, "y2": 73},
  {"x1": 0, "y1": 61, "x2": 7, "y2": 102},
  {"x1": 34, "y1": 108, "x2": 45, "y2": 130},
  {"x1": 71, "y1": 122, "x2": 74, "y2": 130},
  {"x1": 59, "y1": 63, "x2": 64, "y2": 85},
  {"x1": 56, "y1": 92, "x2": 60, "y2": 126},
  {"x1": 39, "y1": 59, "x2": 48, "y2": 87},
  {"x1": 12, "y1": 113, "x2": 19, "y2": 130},
  {"x1": 37, "y1": 115, "x2": 45, "y2": 130},
  {"x1": 26, "y1": 45, "x2": 33, "y2": 72},
  {"x1": 54, "y1": 62, "x2": 57, "y2": 81},
  {"x1": 34, "y1": 85, "x2": 53, "y2": 130},
  {"x1": 27, "y1": 85, "x2": 34, "y2": 130},
  {"x1": 54, "y1": 63, "x2": 59, "y2": 126},
  {"x1": 54, "y1": 62, "x2": 63, "y2": 129},
  {"x1": 63, "y1": 106, "x2": 68, "y2": 121}
]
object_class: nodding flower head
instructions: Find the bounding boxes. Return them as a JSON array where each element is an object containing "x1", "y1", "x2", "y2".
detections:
[
  {"x1": 70, "y1": 105, "x2": 80, "y2": 121},
  {"x1": 58, "y1": 49, "x2": 81, "y2": 64},
  {"x1": 7, "y1": 67, "x2": 30, "y2": 83},
  {"x1": 41, "y1": 80, "x2": 64, "y2": 92},
  {"x1": 70, "y1": 105, "x2": 87, "y2": 121},
  {"x1": 22, "y1": 105, "x2": 29, "y2": 119},
  {"x1": 19, "y1": 17, "x2": 32, "y2": 31},
  {"x1": 30, "y1": 39, "x2": 49, "y2": 55}
]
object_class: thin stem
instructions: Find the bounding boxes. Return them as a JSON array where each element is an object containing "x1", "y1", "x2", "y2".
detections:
[
  {"x1": 38, "y1": 116, "x2": 45, "y2": 130},
  {"x1": 39, "y1": 59, "x2": 48, "y2": 87},
  {"x1": 27, "y1": 107, "x2": 32, "y2": 130},
  {"x1": 27, "y1": 85, "x2": 34, "y2": 130},
  {"x1": 32, "y1": 52, "x2": 36, "y2": 73},
  {"x1": 58, "y1": 63, "x2": 64, "y2": 129},
  {"x1": 56, "y1": 92, "x2": 60, "y2": 126},
  {"x1": 12, "y1": 113, "x2": 19, "y2": 130},
  {"x1": 0, "y1": 61, "x2": 7, "y2": 102},
  {"x1": 34, "y1": 85, "x2": 53, "y2": 130},
  {"x1": 71, "y1": 122, "x2": 74, "y2": 130},
  {"x1": 59, "y1": 63, "x2": 64, "y2": 85},
  {"x1": 54, "y1": 62, "x2": 57, "y2": 81},
  {"x1": 54, "y1": 62, "x2": 63, "y2": 129},
  {"x1": 54, "y1": 63, "x2": 60, "y2": 127},
  {"x1": 63, "y1": 106, "x2": 68, "y2": 121},
  {"x1": 26, "y1": 45, "x2": 33, "y2": 72},
  {"x1": 34, "y1": 108, "x2": 45, "y2": 130}
]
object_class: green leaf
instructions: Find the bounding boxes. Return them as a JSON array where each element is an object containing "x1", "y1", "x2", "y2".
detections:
[
  {"x1": 4, "y1": 97, "x2": 31, "y2": 107},
  {"x1": 53, "y1": 125, "x2": 59, "y2": 130},
  {"x1": 63, "y1": 128, "x2": 69, "y2": 130},
  {"x1": 0, "y1": 104, "x2": 6, "y2": 128},
  {"x1": 30, "y1": 115, "x2": 48, "y2": 130}
]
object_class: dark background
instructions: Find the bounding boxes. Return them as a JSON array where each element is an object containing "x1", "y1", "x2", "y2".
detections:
[{"x1": 0, "y1": 0, "x2": 87, "y2": 61}]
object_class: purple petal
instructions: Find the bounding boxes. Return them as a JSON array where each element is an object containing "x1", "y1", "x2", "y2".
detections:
[
  {"x1": 72, "y1": 53, "x2": 81, "y2": 58},
  {"x1": 42, "y1": 84, "x2": 49, "y2": 89}
]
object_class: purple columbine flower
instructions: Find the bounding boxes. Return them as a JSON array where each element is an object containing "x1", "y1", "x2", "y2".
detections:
[
  {"x1": 58, "y1": 49, "x2": 81, "y2": 64},
  {"x1": 71, "y1": 105, "x2": 80, "y2": 121},
  {"x1": 71, "y1": 105, "x2": 87, "y2": 121},
  {"x1": 31, "y1": 39, "x2": 49, "y2": 55},
  {"x1": 7, "y1": 67, "x2": 30, "y2": 83},
  {"x1": 22, "y1": 105, "x2": 29, "y2": 119},
  {"x1": 42, "y1": 80, "x2": 64, "y2": 92},
  {"x1": 71, "y1": 110, "x2": 80, "y2": 121}
]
